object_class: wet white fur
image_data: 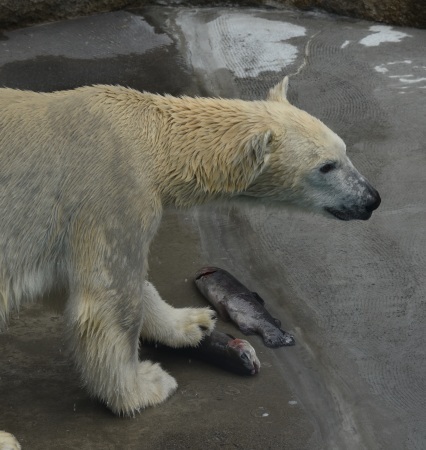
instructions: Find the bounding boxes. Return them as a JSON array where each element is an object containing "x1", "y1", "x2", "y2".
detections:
[
  {"x1": 0, "y1": 431, "x2": 21, "y2": 450},
  {"x1": 0, "y1": 78, "x2": 375, "y2": 419}
]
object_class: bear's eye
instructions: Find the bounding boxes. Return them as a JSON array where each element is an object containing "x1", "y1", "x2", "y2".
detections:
[{"x1": 319, "y1": 162, "x2": 336, "y2": 174}]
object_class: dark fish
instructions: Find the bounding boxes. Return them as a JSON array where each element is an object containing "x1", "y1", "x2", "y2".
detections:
[
  {"x1": 195, "y1": 267, "x2": 295, "y2": 348},
  {"x1": 183, "y1": 330, "x2": 260, "y2": 376}
]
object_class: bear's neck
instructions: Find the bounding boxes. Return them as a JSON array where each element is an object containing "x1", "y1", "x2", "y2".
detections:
[{"x1": 145, "y1": 95, "x2": 270, "y2": 208}]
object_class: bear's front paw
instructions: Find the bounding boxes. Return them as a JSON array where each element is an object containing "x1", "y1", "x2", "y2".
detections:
[
  {"x1": 108, "y1": 362, "x2": 178, "y2": 415},
  {"x1": 137, "y1": 361, "x2": 178, "y2": 408},
  {"x1": 0, "y1": 431, "x2": 21, "y2": 450},
  {"x1": 172, "y1": 307, "x2": 217, "y2": 348}
]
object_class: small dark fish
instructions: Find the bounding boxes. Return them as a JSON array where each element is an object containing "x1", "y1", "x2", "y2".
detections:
[
  {"x1": 195, "y1": 267, "x2": 295, "y2": 348},
  {"x1": 183, "y1": 330, "x2": 260, "y2": 376}
]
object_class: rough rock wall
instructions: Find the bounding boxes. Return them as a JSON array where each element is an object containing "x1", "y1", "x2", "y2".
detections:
[
  {"x1": 0, "y1": 0, "x2": 424, "y2": 29},
  {"x1": 0, "y1": 0, "x2": 140, "y2": 29},
  {"x1": 285, "y1": 0, "x2": 425, "y2": 28}
]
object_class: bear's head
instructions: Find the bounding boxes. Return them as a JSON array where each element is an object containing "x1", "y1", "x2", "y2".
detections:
[{"x1": 243, "y1": 77, "x2": 381, "y2": 220}]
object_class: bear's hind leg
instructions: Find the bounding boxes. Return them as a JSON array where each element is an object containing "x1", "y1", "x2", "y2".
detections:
[{"x1": 140, "y1": 281, "x2": 216, "y2": 348}]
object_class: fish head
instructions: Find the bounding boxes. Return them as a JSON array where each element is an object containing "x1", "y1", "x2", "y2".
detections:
[{"x1": 228, "y1": 338, "x2": 261, "y2": 375}]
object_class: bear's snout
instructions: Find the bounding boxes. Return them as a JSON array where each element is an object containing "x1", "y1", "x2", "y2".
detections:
[
  {"x1": 322, "y1": 165, "x2": 381, "y2": 221},
  {"x1": 324, "y1": 177, "x2": 381, "y2": 221},
  {"x1": 343, "y1": 166, "x2": 381, "y2": 220},
  {"x1": 365, "y1": 187, "x2": 381, "y2": 213}
]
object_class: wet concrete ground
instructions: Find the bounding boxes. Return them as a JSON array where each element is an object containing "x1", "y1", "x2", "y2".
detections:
[{"x1": 0, "y1": 6, "x2": 425, "y2": 450}]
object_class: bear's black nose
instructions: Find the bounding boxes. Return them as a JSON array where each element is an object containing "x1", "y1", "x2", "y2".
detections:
[{"x1": 366, "y1": 188, "x2": 381, "y2": 212}]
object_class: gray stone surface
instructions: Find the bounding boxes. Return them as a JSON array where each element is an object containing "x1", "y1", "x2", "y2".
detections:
[{"x1": 0, "y1": 6, "x2": 425, "y2": 450}]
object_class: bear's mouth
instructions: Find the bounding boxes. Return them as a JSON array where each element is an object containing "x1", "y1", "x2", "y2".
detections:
[{"x1": 325, "y1": 207, "x2": 373, "y2": 221}]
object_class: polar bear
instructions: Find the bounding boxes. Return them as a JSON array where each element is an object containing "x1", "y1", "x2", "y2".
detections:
[
  {"x1": 0, "y1": 431, "x2": 20, "y2": 450},
  {"x1": 0, "y1": 77, "x2": 380, "y2": 421}
]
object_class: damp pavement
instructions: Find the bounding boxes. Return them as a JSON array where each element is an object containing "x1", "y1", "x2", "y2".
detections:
[{"x1": 0, "y1": 6, "x2": 425, "y2": 450}]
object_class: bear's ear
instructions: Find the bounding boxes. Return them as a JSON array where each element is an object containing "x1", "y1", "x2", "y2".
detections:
[
  {"x1": 247, "y1": 129, "x2": 273, "y2": 166},
  {"x1": 225, "y1": 129, "x2": 272, "y2": 191},
  {"x1": 198, "y1": 129, "x2": 273, "y2": 194},
  {"x1": 266, "y1": 76, "x2": 289, "y2": 102}
]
